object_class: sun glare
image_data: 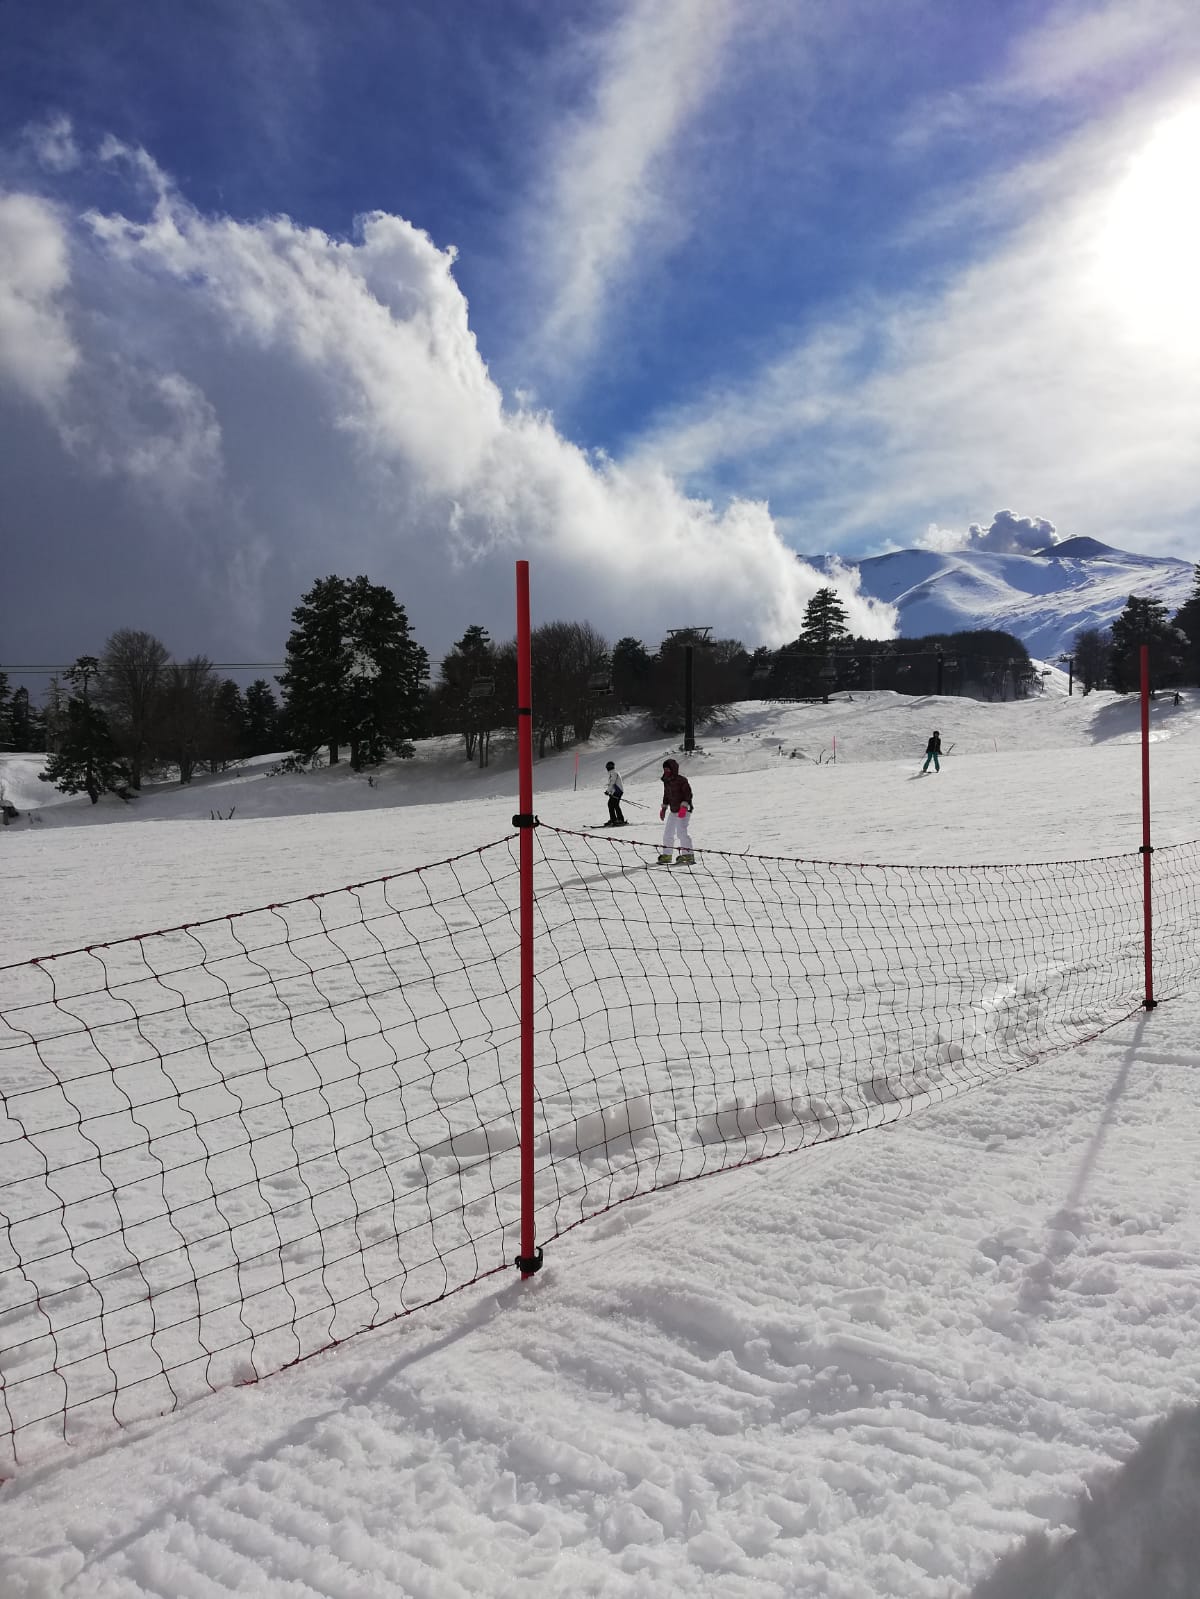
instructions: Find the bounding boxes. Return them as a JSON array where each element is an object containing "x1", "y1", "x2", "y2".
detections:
[{"x1": 1096, "y1": 102, "x2": 1200, "y2": 344}]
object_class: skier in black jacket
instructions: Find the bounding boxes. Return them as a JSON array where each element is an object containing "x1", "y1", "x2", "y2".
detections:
[{"x1": 922, "y1": 730, "x2": 942, "y2": 774}]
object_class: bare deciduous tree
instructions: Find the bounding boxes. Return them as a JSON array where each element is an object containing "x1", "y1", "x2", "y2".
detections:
[
  {"x1": 159, "y1": 657, "x2": 219, "y2": 784},
  {"x1": 98, "y1": 629, "x2": 169, "y2": 789},
  {"x1": 528, "y1": 620, "x2": 610, "y2": 752}
]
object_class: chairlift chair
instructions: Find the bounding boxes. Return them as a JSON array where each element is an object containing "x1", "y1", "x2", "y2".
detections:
[{"x1": 468, "y1": 677, "x2": 495, "y2": 701}]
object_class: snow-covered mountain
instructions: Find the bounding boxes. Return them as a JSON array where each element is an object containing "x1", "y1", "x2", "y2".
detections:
[{"x1": 838, "y1": 537, "x2": 1194, "y2": 657}]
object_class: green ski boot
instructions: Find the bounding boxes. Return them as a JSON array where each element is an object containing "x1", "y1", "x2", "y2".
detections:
[
  {"x1": 673, "y1": 852, "x2": 696, "y2": 867},
  {"x1": 655, "y1": 853, "x2": 673, "y2": 865}
]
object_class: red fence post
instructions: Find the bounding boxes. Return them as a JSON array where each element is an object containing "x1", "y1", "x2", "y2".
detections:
[
  {"x1": 1140, "y1": 643, "x2": 1156, "y2": 1010},
  {"x1": 514, "y1": 560, "x2": 543, "y2": 1277}
]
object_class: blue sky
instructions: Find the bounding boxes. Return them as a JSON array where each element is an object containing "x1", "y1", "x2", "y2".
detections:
[{"x1": 1, "y1": 0, "x2": 1199, "y2": 672}]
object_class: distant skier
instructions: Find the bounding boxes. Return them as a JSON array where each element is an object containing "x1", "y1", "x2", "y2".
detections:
[
  {"x1": 603, "y1": 761, "x2": 626, "y2": 826},
  {"x1": 922, "y1": 730, "x2": 942, "y2": 774},
  {"x1": 657, "y1": 757, "x2": 695, "y2": 865}
]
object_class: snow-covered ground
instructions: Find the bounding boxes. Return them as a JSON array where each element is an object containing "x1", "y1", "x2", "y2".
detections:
[
  {"x1": 845, "y1": 539, "x2": 1194, "y2": 661},
  {"x1": 1, "y1": 689, "x2": 1199, "y2": 1598}
]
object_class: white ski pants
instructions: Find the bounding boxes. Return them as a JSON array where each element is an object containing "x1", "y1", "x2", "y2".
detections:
[{"x1": 662, "y1": 809, "x2": 693, "y2": 853}]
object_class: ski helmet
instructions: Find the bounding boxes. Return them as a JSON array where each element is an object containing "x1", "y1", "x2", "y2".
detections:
[{"x1": 605, "y1": 761, "x2": 615, "y2": 770}]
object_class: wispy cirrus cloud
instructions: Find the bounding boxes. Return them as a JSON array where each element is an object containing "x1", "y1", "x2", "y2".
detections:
[
  {"x1": 518, "y1": 0, "x2": 737, "y2": 383},
  {"x1": 25, "y1": 113, "x2": 80, "y2": 173},
  {"x1": 895, "y1": 0, "x2": 1200, "y2": 157},
  {"x1": 1003, "y1": 0, "x2": 1200, "y2": 98},
  {"x1": 630, "y1": 68, "x2": 1200, "y2": 560}
]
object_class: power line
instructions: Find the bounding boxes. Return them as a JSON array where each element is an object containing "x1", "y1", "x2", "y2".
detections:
[{"x1": 0, "y1": 663, "x2": 287, "y2": 674}]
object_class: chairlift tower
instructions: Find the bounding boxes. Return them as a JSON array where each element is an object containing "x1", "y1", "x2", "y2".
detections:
[{"x1": 667, "y1": 627, "x2": 713, "y2": 753}]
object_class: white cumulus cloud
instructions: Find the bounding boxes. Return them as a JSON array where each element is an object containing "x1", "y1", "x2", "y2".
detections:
[
  {"x1": 916, "y1": 510, "x2": 1058, "y2": 556},
  {"x1": 0, "y1": 142, "x2": 895, "y2": 669},
  {"x1": 0, "y1": 192, "x2": 79, "y2": 407}
]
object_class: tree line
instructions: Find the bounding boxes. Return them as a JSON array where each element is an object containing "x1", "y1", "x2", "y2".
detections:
[
  {"x1": 0, "y1": 637, "x2": 284, "y2": 803},
  {"x1": 4, "y1": 574, "x2": 1197, "y2": 806},
  {"x1": 1068, "y1": 579, "x2": 1200, "y2": 694}
]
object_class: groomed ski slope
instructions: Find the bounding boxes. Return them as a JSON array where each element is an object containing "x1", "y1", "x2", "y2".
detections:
[{"x1": 1, "y1": 688, "x2": 1198, "y2": 1598}]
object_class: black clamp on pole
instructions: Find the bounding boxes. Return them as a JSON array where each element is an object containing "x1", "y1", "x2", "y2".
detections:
[
  {"x1": 1138, "y1": 843, "x2": 1154, "y2": 854},
  {"x1": 512, "y1": 813, "x2": 540, "y2": 829},
  {"x1": 515, "y1": 1245, "x2": 544, "y2": 1275}
]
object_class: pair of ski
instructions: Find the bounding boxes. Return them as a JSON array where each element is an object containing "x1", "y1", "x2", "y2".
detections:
[
  {"x1": 565, "y1": 856, "x2": 695, "y2": 892},
  {"x1": 597, "y1": 857, "x2": 693, "y2": 875}
]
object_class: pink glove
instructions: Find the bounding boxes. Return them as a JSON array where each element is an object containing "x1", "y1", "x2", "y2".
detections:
[
  {"x1": 677, "y1": 804, "x2": 688, "y2": 819},
  {"x1": 659, "y1": 807, "x2": 666, "y2": 820}
]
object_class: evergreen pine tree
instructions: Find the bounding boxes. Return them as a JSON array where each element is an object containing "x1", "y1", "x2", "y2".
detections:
[
  {"x1": 243, "y1": 679, "x2": 281, "y2": 755},
  {"x1": 436, "y1": 625, "x2": 498, "y2": 761},
  {"x1": 1109, "y1": 595, "x2": 1185, "y2": 692},
  {"x1": 1171, "y1": 565, "x2": 1200, "y2": 686},
  {"x1": 612, "y1": 637, "x2": 653, "y2": 706},
  {"x1": 278, "y1": 575, "x2": 428, "y2": 770},
  {"x1": 278, "y1": 575, "x2": 354, "y2": 765},
  {"x1": 798, "y1": 587, "x2": 851, "y2": 652},
  {"x1": 341, "y1": 576, "x2": 428, "y2": 767},
  {"x1": 38, "y1": 658, "x2": 129, "y2": 803},
  {"x1": 42, "y1": 676, "x2": 68, "y2": 753},
  {"x1": 10, "y1": 686, "x2": 41, "y2": 751},
  {"x1": 210, "y1": 679, "x2": 247, "y2": 769}
]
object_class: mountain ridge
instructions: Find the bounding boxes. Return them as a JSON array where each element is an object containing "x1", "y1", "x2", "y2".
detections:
[{"x1": 829, "y1": 541, "x2": 1194, "y2": 658}]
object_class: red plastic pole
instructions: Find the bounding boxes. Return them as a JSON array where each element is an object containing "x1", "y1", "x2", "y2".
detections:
[
  {"x1": 1140, "y1": 643, "x2": 1156, "y2": 1009},
  {"x1": 514, "y1": 561, "x2": 542, "y2": 1276}
]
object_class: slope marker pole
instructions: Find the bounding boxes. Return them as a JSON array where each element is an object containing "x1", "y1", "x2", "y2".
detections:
[
  {"x1": 1140, "y1": 643, "x2": 1156, "y2": 1010},
  {"x1": 513, "y1": 561, "x2": 543, "y2": 1276}
]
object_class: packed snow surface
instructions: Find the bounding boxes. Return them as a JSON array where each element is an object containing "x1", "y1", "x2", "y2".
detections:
[{"x1": 1, "y1": 689, "x2": 1198, "y2": 1598}]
